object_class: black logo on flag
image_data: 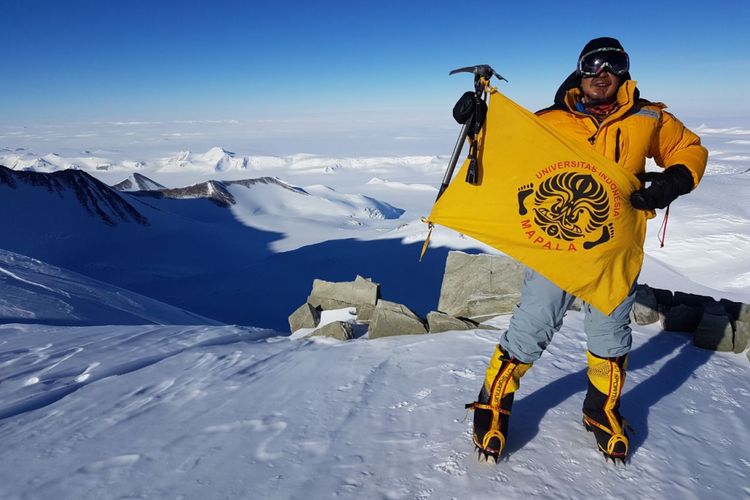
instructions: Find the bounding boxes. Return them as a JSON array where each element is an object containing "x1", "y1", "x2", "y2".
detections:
[{"x1": 518, "y1": 172, "x2": 614, "y2": 250}]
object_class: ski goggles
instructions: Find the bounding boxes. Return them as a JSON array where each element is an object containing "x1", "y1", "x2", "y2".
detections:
[{"x1": 577, "y1": 48, "x2": 630, "y2": 77}]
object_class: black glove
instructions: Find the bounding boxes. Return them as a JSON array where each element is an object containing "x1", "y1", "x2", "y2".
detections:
[
  {"x1": 630, "y1": 164, "x2": 694, "y2": 210},
  {"x1": 452, "y1": 91, "x2": 487, "y2": 136}
]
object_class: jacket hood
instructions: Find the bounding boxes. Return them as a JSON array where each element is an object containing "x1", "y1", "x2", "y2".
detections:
[{"x1": 546, "y1": 70, "x2": 638, "y2": 112}]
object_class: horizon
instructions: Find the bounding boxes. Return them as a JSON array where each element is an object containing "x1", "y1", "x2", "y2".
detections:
[{"x1": 3, "y1": 1, "x2": 750, "y2": 156}]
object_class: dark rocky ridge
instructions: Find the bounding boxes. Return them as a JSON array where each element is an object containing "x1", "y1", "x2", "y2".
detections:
[
  {"x1": 131, "y1": 177, "x2": 310, "y2": 208},
  {"x1": 0, "y1": 165, "x2": 148, "y2": 226}
]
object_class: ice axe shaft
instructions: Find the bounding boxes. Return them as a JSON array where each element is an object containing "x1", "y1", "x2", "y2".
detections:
[{"x1": 437, "y1": 122, "x2": 470, "y2": 199}]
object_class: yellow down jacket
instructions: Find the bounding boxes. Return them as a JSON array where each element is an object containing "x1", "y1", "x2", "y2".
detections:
[{"x1": 536, "y1": 80, "x2": 708, "y2": 189}]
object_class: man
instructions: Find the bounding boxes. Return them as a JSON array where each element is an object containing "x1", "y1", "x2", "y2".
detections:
[{"x1": 467, "y1": 37, "x2": 708, "y2": 463}]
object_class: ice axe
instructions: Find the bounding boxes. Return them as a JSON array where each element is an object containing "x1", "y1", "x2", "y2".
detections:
[
  {"x1": 419, "y1": 65, "x2": 506, "y2": 262},
  {"x1": 436, "y1": 65, "x2": 507, "y2": 200}
]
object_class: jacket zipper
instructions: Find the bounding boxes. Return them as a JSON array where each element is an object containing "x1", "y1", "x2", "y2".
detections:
[
  {"x1": 615, "y1": 128, "x2": 621, "y2": 162},
  {"x1": 587, "y1": 117, "x2": 599, "y2": 144}
]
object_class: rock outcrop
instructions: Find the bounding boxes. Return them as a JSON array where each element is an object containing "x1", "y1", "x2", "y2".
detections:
[
  {"x1": 437, "y1": 251, "x2": 524, "y2": 319},
  {"x1": 694, "y1": 313, "x2": 734, "y2": 351},
  {"x1": 369, "y1": 300, "x2": 427, "y2": 339},
  {"x1": 288, "y1": 253, "x2": 750, "y2": 361},
  {"x1": 630, "y1": 285, "x2": 660, "y2": 325},
  {"x1": 311, "y1": 321, "x2": 354, "y2": 341},
  {"x1": 288, "y1": 303, "x2": 321, "y2": 332},
  {"x1": 426, "y1": 311, "x2": 478, "y2": 334},
  {"x1": 308, "y1": 275, "x2": 379, "y2": 311}
]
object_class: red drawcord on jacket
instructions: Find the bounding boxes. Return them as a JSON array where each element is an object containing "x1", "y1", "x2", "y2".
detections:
[{"x1": 657, "y1": 205, "x2": 670, "y2": 248}]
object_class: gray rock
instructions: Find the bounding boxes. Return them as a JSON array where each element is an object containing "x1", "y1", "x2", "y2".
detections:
[
  {"x1": 661, "y1": 304, "x2": 703, "y2": 333},
  {"x1": 734, "y1": 320, "x2": 750, "y2": 354},
  {"x1": 311, "y1": 321, "x2": 354, "y2": 341},
  {"x1": 356, "y1": 303, "x2": 375, "y2": 323},
  {"x1": 630, "y1": 285, "x2": 660, "y2": 325},
  {"x1": 308, "y1": 275, "x2": 379, "y2": 310},
  {"x1": 438, "y1": 251, "x2": 525, "y2": 318},
  {"x1": 369, "y1": 300, "x2": 427, "y2": 339},
  {"x1": 467, "y1": 294, "x2": 520, "y2": 321},
  {"x1": 288, "y1": 302, "x2": 321, "y2": 332},
  {"x1": 694, "y1": 313, "x2": 734, "y2": 352},
  {"x1": 720, "y1": 299, "x2": 750, "y2": 322},
  {"x1": 426, "y1": 311, "x2": 478, "y2": 334}
]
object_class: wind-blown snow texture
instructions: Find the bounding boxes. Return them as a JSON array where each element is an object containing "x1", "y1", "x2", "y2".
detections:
[
  {"x1": 0, "y1": 318, "x2": 748, "y2": 499},
  {"x1": 0, "y1": 250, "x2": 220, "y2": 326},
  {"x1": 1, "y1": 124, "x2": 749, "y2": 498}
]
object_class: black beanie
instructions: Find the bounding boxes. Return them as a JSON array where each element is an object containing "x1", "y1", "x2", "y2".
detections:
[{"x1": 579, "y1": 37, "x2": 625, "y2": 59}]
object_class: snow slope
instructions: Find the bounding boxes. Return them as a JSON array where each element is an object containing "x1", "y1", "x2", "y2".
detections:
[
  {"x1": 0, "y1": 317, "x2": 747, "y2": 499},
  {"x1": 0, "y1": 250, "x2": 220, "y2": 326}
]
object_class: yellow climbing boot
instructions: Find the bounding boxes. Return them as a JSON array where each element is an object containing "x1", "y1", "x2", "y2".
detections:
[
  {"x1": 582, "y1": 351, "x2": 630, "y2": 463},
  {"x1": 465, "y1": 345, "x2": 531, "y2": 462}
]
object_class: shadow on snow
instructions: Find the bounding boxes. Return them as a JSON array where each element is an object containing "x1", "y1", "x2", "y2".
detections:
[{"x1": 508, "y1": 329, "x2": 713, "y2": 458}]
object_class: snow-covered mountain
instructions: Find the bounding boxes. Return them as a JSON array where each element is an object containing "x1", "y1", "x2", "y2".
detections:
[
  {"x1": 158, "y1": 147, "x2": 249, "y2": 172},
  {"x1": 0, "y1": 150, "x2": 131, "y2": 172},
  {"x1": 153, "y1": 149, "x2": 447, "y2": 176},
  {"x1": 0, "y1": 147, "x2": 448, "y2": 181},
  {"x1": 0, "y1": 166, "x2": 418, "y2": 328},
  {"x1": 227, "y1": 180, "x2": 404, "y2": 220},
  {"x1": 152, "y1": 177, "x2": 308, "y2": 208},
  {"x1": 0, "y1": 165, "x2": 285, "y2": 326},
  {"x1": 0, "y1": 165, "x2": 148, "y2": 226},
  {"x1": 159, "y1": 180, "x2": 236, "y2": 207},
  {"x1": 121, "y1": 175, "x2": 406, "y2": 220},
  {"x1": 367, "y1": 176, "x2": 439, "y2": 191},
  {"x1": 112, "y1": 172, "x2": 166, "y2": 192}
]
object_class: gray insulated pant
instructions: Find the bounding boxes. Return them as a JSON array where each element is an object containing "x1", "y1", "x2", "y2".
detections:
[{"x1": 498, "y1": 267, "x2": 636, "y2": 364}]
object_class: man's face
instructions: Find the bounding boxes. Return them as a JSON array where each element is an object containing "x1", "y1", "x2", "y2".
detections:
[{"x1": 580, "y1": 70, "x2": 621, "y2": 103}]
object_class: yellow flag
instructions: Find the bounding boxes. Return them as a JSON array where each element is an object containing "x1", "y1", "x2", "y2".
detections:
[{"x1": 427, "y1": 89, "x2": 646, "y2": 315}]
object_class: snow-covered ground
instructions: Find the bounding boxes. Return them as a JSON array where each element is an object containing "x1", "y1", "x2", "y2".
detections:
[
  {"x1": 1, "y1": 317, "x2": 748, "y2": 499},
  {"x1": 1, "y1": 120, "x2": 749, "y2": 498}
]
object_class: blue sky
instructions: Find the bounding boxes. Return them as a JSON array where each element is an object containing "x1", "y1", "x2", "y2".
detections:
[{"x1": 2, "y1": 1, "x2": 749, "y2": 155}]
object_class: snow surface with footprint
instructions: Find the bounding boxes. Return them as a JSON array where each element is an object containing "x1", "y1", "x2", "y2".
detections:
[{"x1": 1, "y1": 123, "x2": 750, "y2": 498}]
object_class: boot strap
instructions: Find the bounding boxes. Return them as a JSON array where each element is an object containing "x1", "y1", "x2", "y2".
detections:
[
  {"x1": 465, "y1": 402, "x2": 511, "y2": 416},
  {"x1": 482, "y1": 429, "x2": 506, "y2": 452},
  {"x1": 583, "y1": 414, "x2": 629, "y2": 456}
]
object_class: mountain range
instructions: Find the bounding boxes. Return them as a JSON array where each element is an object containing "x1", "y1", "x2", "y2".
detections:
[{"x1": 0, "y1": 147, "x2": 445, "y2": 176}]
